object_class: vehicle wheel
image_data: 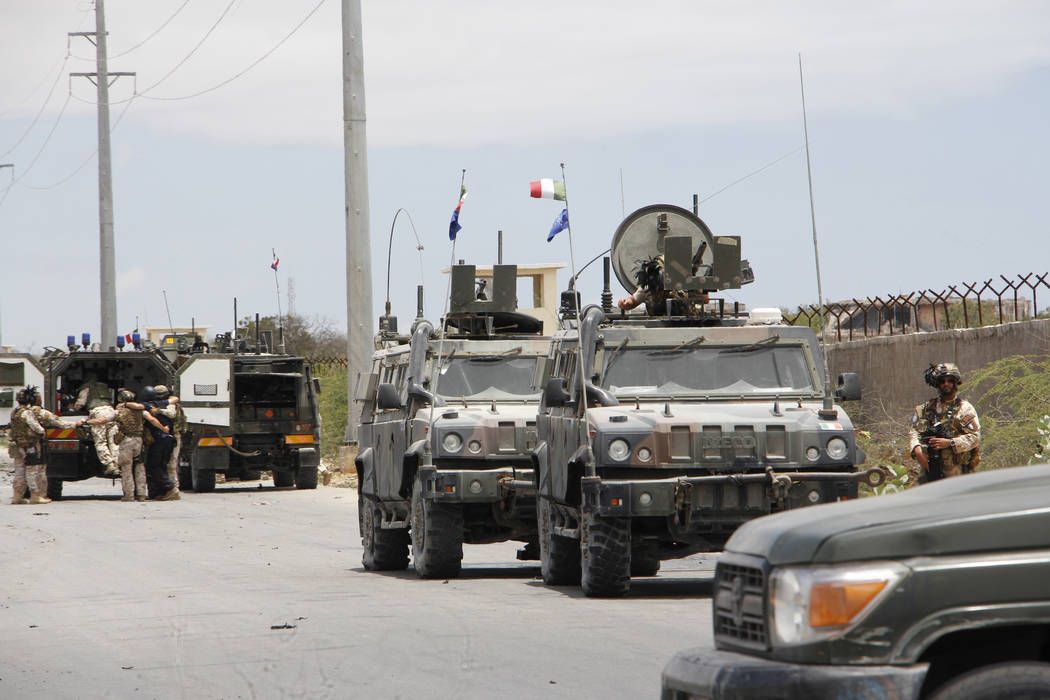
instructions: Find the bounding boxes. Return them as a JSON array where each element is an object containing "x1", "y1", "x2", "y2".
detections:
[
  {"x1": 241, "y1": 469, "x2": 261, "y2": 481},
  {"x1": 630, "y1": 549, "x2": 661, "y2": 577},
  {"x1": 46, "y1": 477, "x2": 63, "y2": 501},
  {"x1": 272, "y1": 470, "x2": 295, "y2": 488},
  {"x1": 294, "y1": 466, "x2": 318, "y2": 490},
  {"x1": 580, "y1": 510, "x2": 631, "y2": 597},
  {"x1": 928, "y1": 661, "x2": 1050, "y2": 700},
  {"x1": 410, "y1": 477, "x2": 463, "y2": 578},
  {"x1": 193, "y1": 469, "x2": 216, "y2": 493},
  {"x1": 538, "y1": 497, "x2": 581, "y2": 586},
  {"x1": 360, "y1": 493, "x2": 409, "y2": 571},
  {"x1": 178, "y1": 465, "x2": 193, "y2": 491}
]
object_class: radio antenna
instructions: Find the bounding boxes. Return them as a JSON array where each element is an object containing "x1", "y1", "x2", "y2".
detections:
[
  {"x1": 162, "y1": 290, "x2": 175, "y2": 337},
  {"x1": 798, "y1": 53, "x2": 834, "y2": 410}
]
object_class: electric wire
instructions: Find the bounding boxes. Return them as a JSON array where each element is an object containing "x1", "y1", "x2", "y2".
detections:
[
  {"x1": 134, "y1": 0, "x2": 238, "y2": 97},
  {"x1": 109, "y1": 0, "x2": 192, "y2": 58},
  {"x1": 0, "y1": 48, "x2": 72, "y2": 160},
  {"x1": 698, "y1": 145, "x2": 806, "y2": 205}
]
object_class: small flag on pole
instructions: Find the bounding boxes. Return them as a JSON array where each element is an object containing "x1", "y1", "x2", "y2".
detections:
[
  {"x1": 125, "y1": 333, "x2": 133, "y2": 345},
  {"x1": 271, "y1": 255, "x2": 280, "y2": 271},
  {"x1": 530, "y1": 179, "x2": 566, "y2": 201},
  {"x1": 449, "y1": 186, "x2": 467, "y2": 240},
  {"x1": 547, "y1": 208, "x2": 569, "y2": 242}
]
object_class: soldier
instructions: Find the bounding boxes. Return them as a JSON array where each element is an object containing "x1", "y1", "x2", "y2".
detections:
[
  {"x1": 149, "y1": 385, "x2": 184, "y2": 491},
  {"x1": 9, "y1": 386, "x2": 83, "y2": 504},
  {"x1": 112, "y1": 389, "x2": 148, "y2": 502},
  {"x1": 141, "y1": 386, "x2": 180, "y2": 501},
  {"x1": 74, "y1": 372, "x2": 120, "y2": 477},
  {"x1": 907, "y1": 363, "x2": 981, "y2": 483}
]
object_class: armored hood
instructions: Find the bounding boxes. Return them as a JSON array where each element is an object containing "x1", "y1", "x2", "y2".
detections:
[{"x1": 727, "y1": 464, "x2": 1050, "y2": 565}]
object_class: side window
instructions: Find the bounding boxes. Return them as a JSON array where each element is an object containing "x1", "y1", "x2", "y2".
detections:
[{"x1": 393, "y1": 362, "x2": 407, "y2": 392}]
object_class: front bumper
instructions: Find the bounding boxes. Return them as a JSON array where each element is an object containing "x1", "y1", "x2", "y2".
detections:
[
  {"x1": 661, "y1": 648, "x2": 927, "y2": 700},
  {"x1": 583, "y1": 467, "x2": 884, "y2": 520},
  {"x1": 424, "y1": 467, "x2": 536, "y2": 503}
]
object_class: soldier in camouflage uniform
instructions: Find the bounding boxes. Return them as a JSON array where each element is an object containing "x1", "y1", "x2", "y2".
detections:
[
  {"x1": 9, "y1": 386, "x2": 83, "y2": 504},
  {"x1": 74, "y1": 373, "x2": 120, "y2": 477},
  {"x1": 113, "y1": 389, "x2": 148, "y2": 502},
  {"x1": 908, "y1": 363, "x2": 981, "y2": 483}
]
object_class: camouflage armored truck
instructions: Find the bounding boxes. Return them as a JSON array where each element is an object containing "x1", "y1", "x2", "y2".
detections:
[
  {"x1": 176, "y1": 341, "x2": 321, "y2": 492},
  {"x1": 533, "y1": 205, "x2": 884, "y2": 596},
  {"x1": 356, "y1": 264, "x2": 548, "y2": 577},
  {"x1": 41, "y1": 335, "x2": 177, "y2": 499}
]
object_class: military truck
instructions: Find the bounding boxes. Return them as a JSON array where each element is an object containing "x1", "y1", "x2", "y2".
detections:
[
  {"x1": 176, "y1": 343, "x2": 321, "y2": 492},
  {"x1": 533, "y1": 204, "x2": 884, "y2": 596},
  {"x1": 40, "y1": 336, "x2": 177, "y2": 499},
  {"x1": 356, "y1": 264, "x2": 548, "y2": 577},
  {"x1": 661, "y1": 464, "x2": 1050, "y2": 700}
]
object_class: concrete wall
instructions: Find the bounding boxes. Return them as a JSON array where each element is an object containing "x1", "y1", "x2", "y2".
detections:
[{"x1": 827, "y1": 318, "x2": 1050, "y2": 424}]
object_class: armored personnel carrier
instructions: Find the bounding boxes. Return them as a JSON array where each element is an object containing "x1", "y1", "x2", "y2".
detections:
[
  {"x1": 533, "y1": 204, "x2": 883, "y2": 596},
  {"x1": 176, "y1": 330, "x2": 321, "y2": 492},
  {"x1": 356, "y1": 264, "x2": 548, "y2": 577},
  {"x1": 40, "y1": 334, "x2": 176, "y2": 499}
]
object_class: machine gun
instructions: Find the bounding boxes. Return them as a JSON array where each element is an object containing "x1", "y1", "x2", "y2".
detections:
[{"x1": 918, "y1": 420, "x2": 950, "y2": 483}]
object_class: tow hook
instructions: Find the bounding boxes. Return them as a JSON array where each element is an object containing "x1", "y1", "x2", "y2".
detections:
[{"x1": 765, "y1": 466, "x2": 793, "y2": 503}]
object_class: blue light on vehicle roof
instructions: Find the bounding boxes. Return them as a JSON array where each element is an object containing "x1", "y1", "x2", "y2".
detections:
[{"x1": 81, "y1": 333, "x2": 90, "y2": 347}]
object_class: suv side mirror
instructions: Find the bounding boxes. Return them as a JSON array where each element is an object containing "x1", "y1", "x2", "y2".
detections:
[
  {"x1": 544, "y1": 377, "x2": 571, "y2": 407},
  {"x1": 835, "y1": 373, "x2": 862, "y2": 402},
  {"x1": 312, "y1": 377, "x2": 322, "y2": 395},
  {"x1": 376, "y1": 382, "x2": 402, "y2": 410},
  {"x1": 407, "y1": 381, "x2": 444, "y2": 407}
]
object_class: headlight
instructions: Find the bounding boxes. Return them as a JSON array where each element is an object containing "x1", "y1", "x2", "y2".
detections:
[
  {"x1": 770, "y1": 561, "x2": 908, "y2": 646},
  {"x1": 442, "y1": 432, "x2": 463, "y2": 453},
  {"x1": 608, "y1": 439, "x2": 630, "y2": 461},
  {"x1": 637, "y1": 447, "x2": 652, "y2": 462},
  {"x1": 467, "y1": 440, "x2": 482, "y2": 454},
  {"x1": 826, "y1": 437, "x2": 848, "y2": 460},
  {"x1": 805, "y1": 446, "x2": 820, "y2": 461}
]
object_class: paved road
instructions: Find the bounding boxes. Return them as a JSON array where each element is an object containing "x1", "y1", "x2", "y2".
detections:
[{"x1": 0, "y1": 477, "x2": 716, "y2": 699}]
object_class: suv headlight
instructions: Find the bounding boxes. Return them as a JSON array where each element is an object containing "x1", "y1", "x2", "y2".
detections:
[
  {"x1": 770, "y1": 561, "x2": 908, "y2": 646},
  {"x1": 826, "y1": 437, "x2": 848, "y2": 460},
  {"x1": 608, "y1": 438, "x2": 631, "y2": 461},
  {"x1": 442, "y1": 432, "x2": 463, "y2": 453}
]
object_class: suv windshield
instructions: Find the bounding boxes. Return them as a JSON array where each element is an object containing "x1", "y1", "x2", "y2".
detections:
[
  {"x1": 602, "y1": 345, "x2": 816, "y2": 396},
  {"x1": 436, "y1": 356, "x2": 540, "y2": 400}
]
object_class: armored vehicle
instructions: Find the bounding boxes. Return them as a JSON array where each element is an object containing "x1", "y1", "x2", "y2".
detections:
[
  {"x1": 41, "y1": 335, "x2": 176, "y2": 499},
  {"x1": 533, "y1": 204, "x2": 882, "y2": 596},
  {"x1": 662, "y1": 464, "x2": 1050, "y2": 700},
  {"x1": 0, "y1": 352, "x2": 46, "y2": 428},
  {"x1": 356, "y1": 264, "x2": 548, "y2": 577},
  {"x1": 176, "y1": 339, "x2": 321, "y2": 492}
]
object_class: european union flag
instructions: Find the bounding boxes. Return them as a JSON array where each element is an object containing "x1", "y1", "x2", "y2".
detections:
[{"x1": 547, "y1": 208, "x2": 569, "y2": 242}]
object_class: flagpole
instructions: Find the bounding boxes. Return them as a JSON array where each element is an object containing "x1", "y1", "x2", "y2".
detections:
[
  {"x1": 272, "y1": 248, "x2": 284, "y2": 352},
  {"x1": 560, "y1": 162, "x2": 588, "y2": 421},
  {"x1": 427, "y1": 168, "x2": 466, "y2": 438}
]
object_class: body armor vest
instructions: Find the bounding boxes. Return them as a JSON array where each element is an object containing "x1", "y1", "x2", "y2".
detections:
[
  {"x1": 921, "y1": 397, "x2": 975, "y2": 472},
  {"x1": 116, "y1": 405, "x2": 143, "y2": 437},
  {"x1": 9, "y1": 407, "x2": 39, "y2": 448}
]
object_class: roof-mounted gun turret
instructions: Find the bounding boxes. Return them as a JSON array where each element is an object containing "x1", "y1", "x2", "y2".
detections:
[
  {"x1": 444, "y1": 264, "x2": 543, "y2": 337},
  {"x1": 611, "y1": 204, "x2": 754, "y2": 319}
]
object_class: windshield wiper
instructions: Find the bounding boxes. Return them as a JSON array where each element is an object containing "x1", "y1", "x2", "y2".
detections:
[
  {"x1": 470, "y1": 346, "x2": 522, "y2": 362},
  {"x1": 720, "y1": 335, "x2": 780, "y2": 354},
  {"x1": 603, "y1": 338, "x2": 630, "y2": 377},
  {"x1": 647, "y1": 336, "x2": 706, "y2": 356}
]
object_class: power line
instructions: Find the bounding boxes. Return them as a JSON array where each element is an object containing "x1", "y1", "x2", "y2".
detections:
[
  {"x1": 109, "y1": 0, "x2": 192, "y2": 58},
  {"x1": 135, "y1": 0, "x2": 238, "y2": 96},
  {"x1": 0, "y1": 49, "x2": 72, "y2": 160},
  {"x1": 698, "y1": 145, "x2": 807, "y2": 205},
  {"x1": 138, "y1": 0, "x2": 327, "y2": 102}
]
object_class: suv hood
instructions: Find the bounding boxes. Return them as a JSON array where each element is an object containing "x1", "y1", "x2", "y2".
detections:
[{"x1": 727, "y1": 464, "x2": 1050, "y2": 565}]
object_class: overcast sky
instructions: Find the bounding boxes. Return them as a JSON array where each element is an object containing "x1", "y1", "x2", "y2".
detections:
[{"x1": 2, "y1": 0, "x2": 1049, "y2": 351}]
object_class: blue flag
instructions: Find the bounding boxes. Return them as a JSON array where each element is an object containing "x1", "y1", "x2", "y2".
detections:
[
  {"x1": 547, "y1": 208, "x2": 569, "y2": 242},
  {"x1": 449, "y1": 188, "x2": 467, "y2": 240}
]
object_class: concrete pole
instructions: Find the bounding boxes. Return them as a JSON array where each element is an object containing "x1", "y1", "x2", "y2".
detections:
[
  {"x1": 96, "y1": 0, "x2": 118, "y2": 350},
  {"x1": 342, "y1": 0, "x2": 374, "y2": 444}
]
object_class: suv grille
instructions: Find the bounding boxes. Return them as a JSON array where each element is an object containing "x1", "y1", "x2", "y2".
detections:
[{"x1": 713, "y1": 562, "x2": 768, "y2": 649}]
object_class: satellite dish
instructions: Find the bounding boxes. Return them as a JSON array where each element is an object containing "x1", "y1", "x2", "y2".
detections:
[{"x1": 610, "y1": 204, "x2": 716, "y2": 293}]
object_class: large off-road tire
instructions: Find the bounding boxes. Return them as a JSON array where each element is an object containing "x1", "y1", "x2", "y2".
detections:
[
  {"x1": 178, "y1": 465, "x2": 193, "y2": 491},
  {"x1": 272, "y1": 470, "x2": 295, "y2": 488},
  {"x1": 294, "y1": 466, "x2": 318, "y2": 490},
  {"x1": 193, "y1": 469, "x2": 216, "y2": 493},
  {"x1": 630, "y1": 548, "x2": 662, "y2": 577},
  {"x1": 46, "y1": 477, "x2": 63, "y2": 501},
  {"x1": 928, "y1": 662, "x2": 1050, "y2": 700},
  {"x1": 538, "y1": 497, "x2": 581, "y2": 586},
  {"x1": 410, "y1": 477, "x2": 464, "y2": 579},
  {"x1": 580, "y1": 510, "x2": 632, "y2": 597},
  {"x1": 360, "y1": 493, "x2": 409, "y2": 571}
]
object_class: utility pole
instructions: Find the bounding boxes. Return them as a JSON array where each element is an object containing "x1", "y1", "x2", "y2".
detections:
[
  {"x1": 70, "y1": 0, "x2": 134, "y2": 351},
  {"x1": 342, "y1": 0, "x2": 374, "y2": 445}
]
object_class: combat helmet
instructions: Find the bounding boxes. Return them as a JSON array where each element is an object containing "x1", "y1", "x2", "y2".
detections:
[
  {"x1": 154, "y1": 384, "x2": 170, "y2": 399},
  {"x1": 117, "y1": 388, "x2": 136, "y2": 403},
  {"x1": 139, "y1": 386, "x2": 157, "y2": 402},
  {"x1": 924, "y1": 362, "x2": 963, "y2": 388}
]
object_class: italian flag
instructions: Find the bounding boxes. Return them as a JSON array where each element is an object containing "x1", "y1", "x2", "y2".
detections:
[{"x1": 530, "y1": 179, "x2": 566, "y2": 201}]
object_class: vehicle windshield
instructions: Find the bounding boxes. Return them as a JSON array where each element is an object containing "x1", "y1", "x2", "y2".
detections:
[
  {"x1": 435, "y1": 356, "x2": 540, "y2": 400},
  {"x1": 601, "y1": 345, "x2": 817, "y2": 396}
]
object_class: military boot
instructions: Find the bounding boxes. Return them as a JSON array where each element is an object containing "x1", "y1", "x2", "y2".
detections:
[
  {"x1": 160, "y1": 487, "x2": 181, "y2": 501},
  {"x1": 29, "y1": 495, "x2": 52, "y2": 505},
  {"x1": 10, "y1": 496, "x2": 27, "y2": 505}
]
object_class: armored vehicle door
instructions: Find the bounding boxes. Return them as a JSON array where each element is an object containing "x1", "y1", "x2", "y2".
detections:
[
  {"x1": 0, "y1": 354, "x2": 46, "y2": 426},
  {"x1": 177, "y1": 356, "x2": 233, "y2": 427}
]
